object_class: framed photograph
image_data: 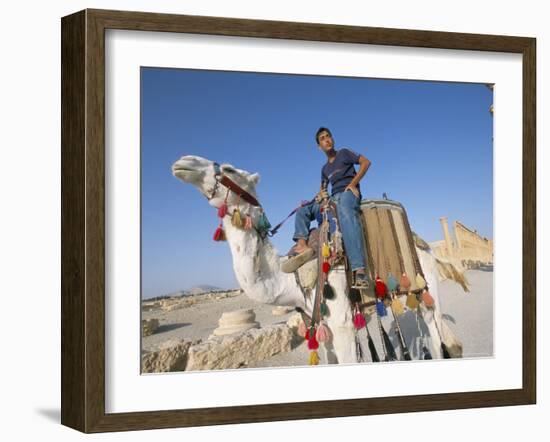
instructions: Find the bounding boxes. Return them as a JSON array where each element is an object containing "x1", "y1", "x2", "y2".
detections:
[{"x1": 61, "y1": 9, "x2": 536, "y2": 433}]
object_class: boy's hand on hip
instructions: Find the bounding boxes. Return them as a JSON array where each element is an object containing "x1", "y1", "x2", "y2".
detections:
[{"x1": 345, "y1": 184, "x2": 360, "y2": 198}]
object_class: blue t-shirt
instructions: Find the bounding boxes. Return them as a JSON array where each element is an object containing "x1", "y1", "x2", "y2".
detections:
[{"x1": 321, "y1": 148, "x2": 362, "y2": 196}]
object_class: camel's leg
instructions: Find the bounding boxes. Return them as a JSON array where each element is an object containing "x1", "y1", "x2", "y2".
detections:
[
  {"x1": 417, "y1": 248, "x2": 463, "y2": 359},
  {"x1": 419, "y1": 305, "x2": 443, "y2": 359},
  {"x1": 324, "y1": 270, "x2": 357, "y2": 364},
  {"x1": 329, "y1": 325, "x2": 357, "y2": 363},
  {"x1": 322, "y1": 339, "x2": 339, "y2": 364}
]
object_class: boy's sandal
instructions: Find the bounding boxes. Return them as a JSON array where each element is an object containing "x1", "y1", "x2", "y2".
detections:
[{"x1": 352, "y1": 272, "x2": 370, "y2": 289}]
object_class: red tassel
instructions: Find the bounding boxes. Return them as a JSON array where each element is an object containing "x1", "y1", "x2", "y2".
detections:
[
  {"x1": 375, "y1": 276, "x2": 388, "y2": 298},
  {"x1": 353, "y1": 312, "x2": 366, "y2": 329},
  {"x1": 213, "y1": 225, "x2": 225, "y2": 241},
  {"x1": 322, "y1": 261, "x2": 330, "y2": 273},
  {"x1": 308, "y1": 333, "x2": 319, "y2": 350},
  {"x1": 217, "y1": 202, "x2": 228, "y2": 218},
  {"x1": 422, "y1": 289, "x2": 435, "y2": 307},
  {"x1": 304, "y1": 329, "x2": 310, "y2": 340}
]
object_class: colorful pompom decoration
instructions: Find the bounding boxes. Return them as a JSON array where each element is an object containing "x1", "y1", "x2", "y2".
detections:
[
  {"x1": 231, "y1": 208, "x2": 242, "y2": 228},
  {"x1": 387, "y1": 273, "x2": 398, "y2": 292},
  {"x1": 320, "y1": 302, "x2": 329, "y2": 317},
  {"x1": 217, "y1": 202, "x2": 228, "y2": 218},
  {"x1": 415, "y1": 273, "x2": 427, "y2": 290},
  {"x1": 213, "y1": 224, "x2": 226, "y2": 241},
  {"x1": 400, "y1": 273, "x2": 411, "y2": 291},
  {"x1": 406, "y1": 292, "x2": 419, "y2": 310},
  {"x1": 422, "y1": 289, "x2": 435, "y2": 307},
  {"x1": 255, "y1": 211, "x2": 271, "y2": 232},
  {"x1": 376, "y1": 300, "x2": 387, "y2": 317},
  {"x1": 316, "y1": 323, "x2": 331, "y2": 342},
  {"x1": 322, "y1": 243, "x2": 331, "y2": 258},
  {"x1": 323, "y1": 282, "x2": 335, "y2": 300},
  {"x1": 243, "y1": 214, "x2": 253, "y2": 230},
  {"x1": 392, "y1": 296, "x2": 405, "y2": 316},
  {"x1": 353, "y1": 311, "x2": 366, "y2": 330},
  {"x1": 375, "y1": 276, "x2": 388, "y2": 298},
  {"x1": 309, "y1": 350, "x2": 320, "y2": 365},
  {"x1": 308, "y1": 332, "x2": 319, "y2": 350},
  {"x1": 322, "y1": 261, "x2": 330, "y2": 273}
]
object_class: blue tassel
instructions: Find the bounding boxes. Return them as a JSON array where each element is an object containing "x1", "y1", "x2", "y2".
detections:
[
  {"x1": 376, "y1": 300, "x2": 387, "y2": 317},
  {"x1": 387, "y1": 273, "x2": 398, "y2": 292}
]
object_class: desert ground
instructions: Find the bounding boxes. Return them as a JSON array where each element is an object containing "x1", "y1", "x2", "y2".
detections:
[{"x1": 141, "y1": 269, "x2": 493, "y2": 371}]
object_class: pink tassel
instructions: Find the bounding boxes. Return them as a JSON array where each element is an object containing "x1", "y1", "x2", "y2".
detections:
[
  {"x1": 298, "y1": 321, "x2": 307, "y2": 338},
  {"x1": 244, "y1": 215, "x2": 253, "y2": 230},
  {"x1": 217, "y1": 202, "x2": 228, "y2": 218},
  {"x1": 400, "y1": 273, "x2": 411, "y2": 291},
  {"x1": 353, "y1": 312, "x2": 366, "y2": 330},
  {"x1": 308, "y1": 333, "x2": 319, "y2": 350},
  {"x1": 422, "y1": 289, "x2": 435, "y2": 307},
  {"x1": 315, "y1": 323, "x2": 331, "y2": 342}
]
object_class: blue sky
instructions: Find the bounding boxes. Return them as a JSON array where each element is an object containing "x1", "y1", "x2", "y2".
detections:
[{"x1": 141, "y1": 67, "x2": 493, "y2": 299}]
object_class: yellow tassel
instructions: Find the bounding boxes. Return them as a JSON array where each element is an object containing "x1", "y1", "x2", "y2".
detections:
[
  {"x1": 322, "y1": 243, "x2": 331, "y2": 258},
  {"x1": 415, "y1": 273, "x2": 427, "y2": 290},
  {"x1": 231, "y1": 208, "x2": 243, "y2": 228},
  {"x1": 308, "y1": 351, "x2": 320, "y2": 365},
  {"x1": 406, "y1": 292, "x2": 419, "y2": 310},
  {"x1": 392, "y1": 296, "x2": 405, "y2": 316}
]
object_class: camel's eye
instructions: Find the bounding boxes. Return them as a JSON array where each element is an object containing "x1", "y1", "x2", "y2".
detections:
[{"x1": 221, "y1": 165, "x2": 236, "y2": 174}]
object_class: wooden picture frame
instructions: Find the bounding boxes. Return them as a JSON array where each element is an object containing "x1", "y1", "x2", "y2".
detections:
[{"x1": 61, "y1": 8, "x2": 536, "y2": 433}]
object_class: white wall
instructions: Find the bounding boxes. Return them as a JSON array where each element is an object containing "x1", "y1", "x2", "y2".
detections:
[{"x1": 0, "y1": 0, "x2": 546, "y2": 440}]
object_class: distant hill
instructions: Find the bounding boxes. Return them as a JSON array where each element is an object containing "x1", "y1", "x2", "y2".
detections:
[
  {"x1": 144, "y1": 284, "x2": 233, "y2": 301},
  {"x1": 185, "y1": 284, "x2": 225, "y2": 295}
]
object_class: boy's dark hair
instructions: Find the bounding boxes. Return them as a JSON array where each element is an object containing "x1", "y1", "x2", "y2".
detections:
[{"x1": 315, "y1": 127, "x2": 332, "y2": 144}]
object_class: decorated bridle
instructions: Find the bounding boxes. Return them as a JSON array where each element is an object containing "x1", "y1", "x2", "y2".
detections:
[
  {"x1": 207, "y1": 161, "x2": 315, "y2": 241},
  {"x1": 207, "y1": 162, "x2": 270, "y2": 241}
]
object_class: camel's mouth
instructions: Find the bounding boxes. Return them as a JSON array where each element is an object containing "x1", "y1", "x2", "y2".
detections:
[
  {"x1": 172, "y1": 162, "x2": 201, "y2": 182},
  {"x1": 172, "y1": 165, "x2": 196, "y2": 173}
]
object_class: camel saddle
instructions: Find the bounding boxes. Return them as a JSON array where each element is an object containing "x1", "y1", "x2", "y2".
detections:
[{"x1": 287, "y1": 198, "x2": 426, "y2": 305}]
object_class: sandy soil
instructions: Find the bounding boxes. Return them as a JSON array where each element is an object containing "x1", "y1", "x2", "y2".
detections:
[{"x1": 142, "y1": 269, "x2": 493, "y2": 368}]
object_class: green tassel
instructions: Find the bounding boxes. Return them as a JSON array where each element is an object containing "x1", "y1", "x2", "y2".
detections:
[
  {"x1": 323, "y1": 282, "x2": 335, "y2": 299},
  {"x1": 320, "y1": 302, "x2": 329, "y2": 317},
  {"x1": 255, "y1": 211, "x2": 271, "y2": 232}
]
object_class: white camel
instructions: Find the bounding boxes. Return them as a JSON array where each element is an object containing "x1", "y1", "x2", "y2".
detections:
[{"x1": 172, "y1": 155, "x2": 465, "y2": 364}]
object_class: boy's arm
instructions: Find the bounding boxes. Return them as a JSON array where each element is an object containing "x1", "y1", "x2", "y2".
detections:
[{"x1": 345, "y1": 155, "x2": 371, "y2": 197}]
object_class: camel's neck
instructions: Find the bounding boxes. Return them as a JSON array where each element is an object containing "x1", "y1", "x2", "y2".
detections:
[{"x1": 222, "y1": 217, "x2": 305, "y2": 308}]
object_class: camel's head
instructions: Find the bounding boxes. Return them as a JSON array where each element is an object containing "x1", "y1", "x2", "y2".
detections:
[{"x1": 172, "y1": 155, "x2": 260, "y2": 208}]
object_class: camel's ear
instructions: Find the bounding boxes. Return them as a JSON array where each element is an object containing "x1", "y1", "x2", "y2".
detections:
[{"x1": 249, "y1": 172, "x2": 260, "y2": 185}]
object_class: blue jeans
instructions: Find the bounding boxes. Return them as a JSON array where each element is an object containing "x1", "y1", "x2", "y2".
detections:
[{"x1": 293, "y1": 190, "x2": 367, "y2": 272}]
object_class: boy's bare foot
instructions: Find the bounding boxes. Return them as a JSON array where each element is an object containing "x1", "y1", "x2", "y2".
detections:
[
  {"x1": 281, "y1": 247, "x2": 315, "y2": 273},
  {"x1": 293, "y1": 239, "x2": 310, "y2": 255},
  {"x1": 293, "y1": 243, "x2": 311, "y2": 254}
]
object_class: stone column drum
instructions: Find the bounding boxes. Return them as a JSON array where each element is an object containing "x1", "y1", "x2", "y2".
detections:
[{"x1": 211, "y1": 308, "x2": 260, "y2": 337}]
